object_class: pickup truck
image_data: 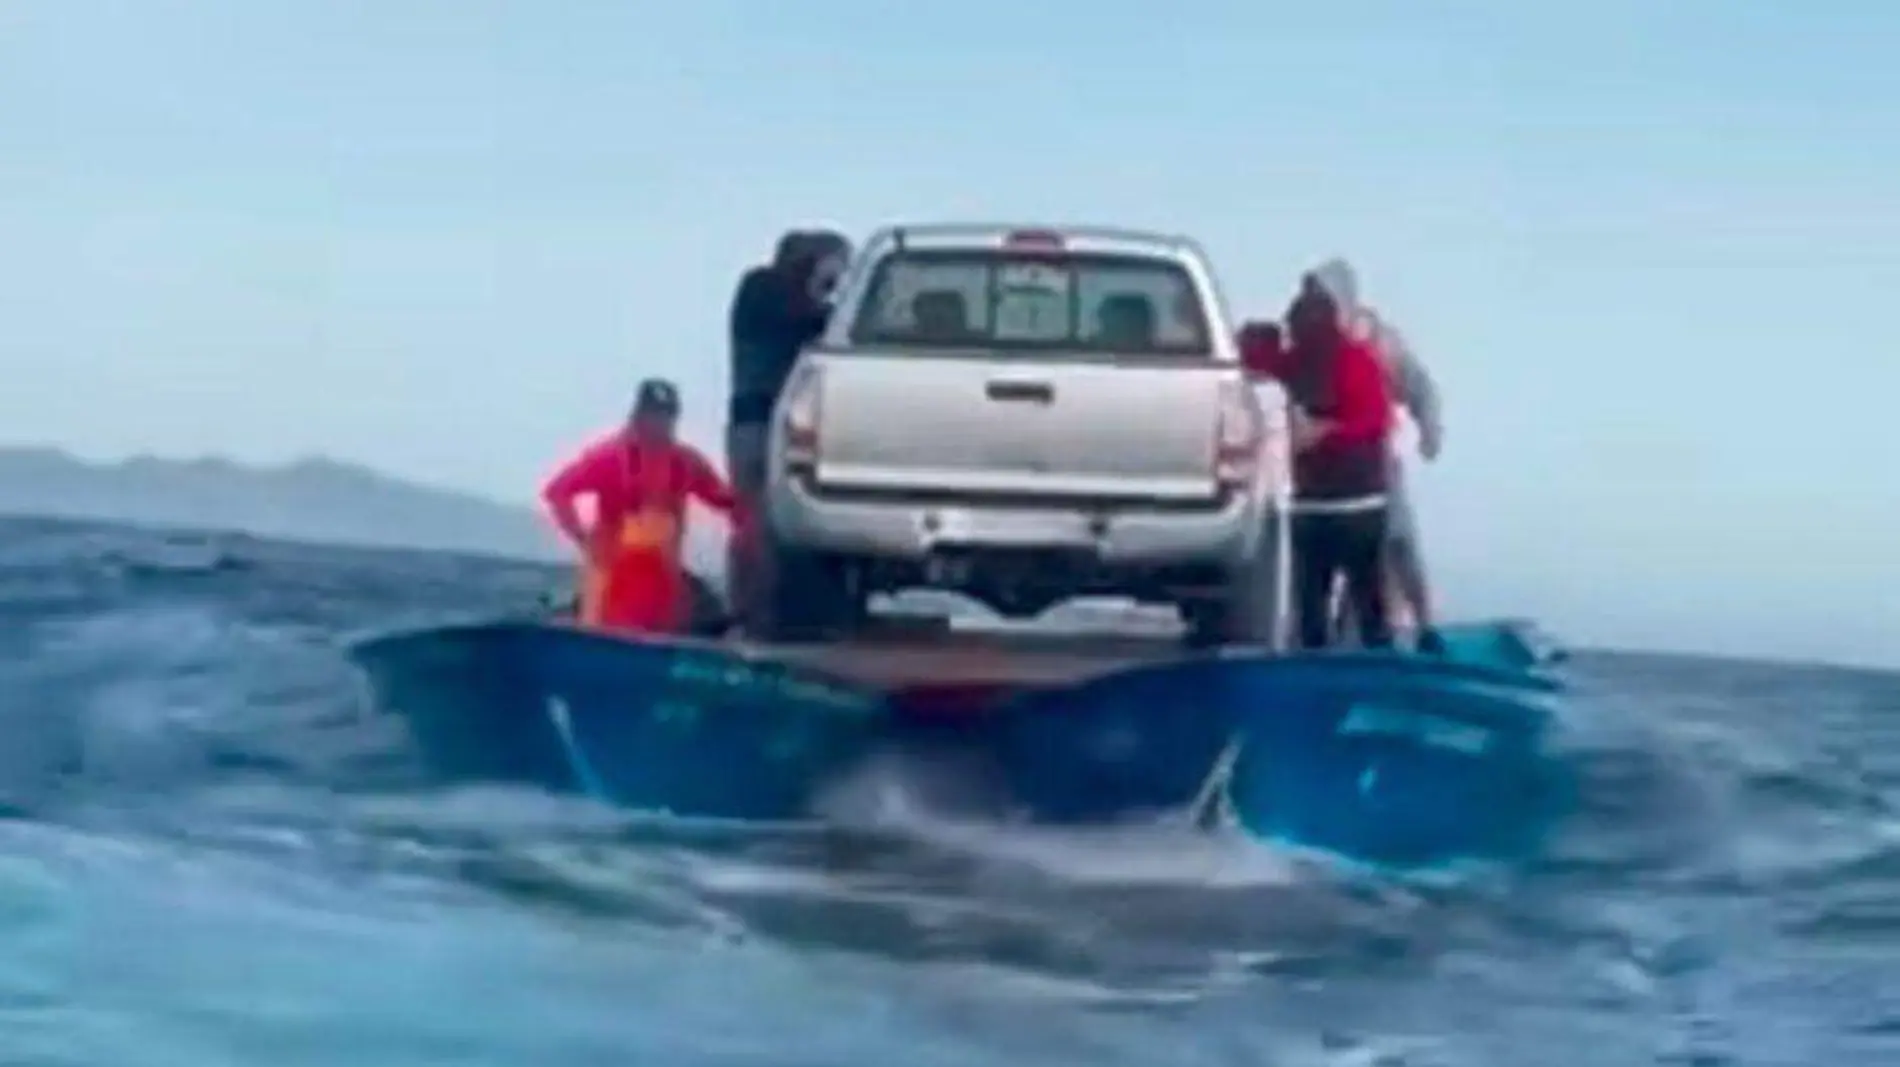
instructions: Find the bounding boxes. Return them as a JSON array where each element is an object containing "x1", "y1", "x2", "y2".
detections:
[{"x1": 757, "y1": 223, "x2": 1291, "y2": 648}]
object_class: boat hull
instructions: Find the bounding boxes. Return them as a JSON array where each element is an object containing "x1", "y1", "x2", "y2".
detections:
[
  {"x1": 349, "y1": 622, "x2": 884, "y2": 821},
  {"x1": 985, "y1": 648, "x2": 1564, "y2": 864},
  {"x1": 348, "y1": 620, "x2": 1568, "y2": 865}
]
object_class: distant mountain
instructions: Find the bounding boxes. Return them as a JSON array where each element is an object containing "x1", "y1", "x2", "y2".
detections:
[{"x1": 0, "y1": 447, "x2": 718, "y2": 570}]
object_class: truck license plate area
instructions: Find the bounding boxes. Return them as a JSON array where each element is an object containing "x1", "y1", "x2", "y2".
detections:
[
  {"x1": 925, "y1": 508, "x2": 1095, "y2": 547},
  {"x1": 922, "y1": 546, "x2": 1104, "y2": 589}
]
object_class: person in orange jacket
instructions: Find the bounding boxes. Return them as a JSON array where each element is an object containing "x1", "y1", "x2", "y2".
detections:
[{"x1": 542, "y1": 379, "x2": 744, "y2": 636}]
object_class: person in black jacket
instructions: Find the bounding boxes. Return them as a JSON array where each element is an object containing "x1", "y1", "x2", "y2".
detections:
[
  {"x1": 724, "y1": 229, "x2": 850, "y2": 623},
  {"x1": 728, "y1": 233, "x2": 827, "y2": 428}
]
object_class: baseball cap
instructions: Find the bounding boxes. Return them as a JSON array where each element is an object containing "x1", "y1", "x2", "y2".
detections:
[{"x1": 632, "y1": 378, "x2": 681, "y2": 417}]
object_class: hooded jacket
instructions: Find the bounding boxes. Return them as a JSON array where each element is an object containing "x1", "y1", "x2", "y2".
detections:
[
  {"x1": 726, "y1": 231, "x2": 849, "y2": 426},
  {"x1": 1310, "y1": 259, "x2": 1442, "y2": 450},
  {"x1": 1281, "y1": 282, "x2": 1394, "y2": 502}
]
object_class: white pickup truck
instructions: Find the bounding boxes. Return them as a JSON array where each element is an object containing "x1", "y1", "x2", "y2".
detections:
[{"x1": 756, "y1": 223, "x2": 1291, "y2": 648}]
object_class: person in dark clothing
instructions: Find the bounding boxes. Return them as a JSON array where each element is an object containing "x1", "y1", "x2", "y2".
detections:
[
  {"x1": 727, "y1": 232, "x2": 831, "y2": 430},
  {"x1": 724, "y1": 229, "x2": 851, "y2": 625},
  {"x1": 1280, "y1": 276, "x2": 1397, "y2": 650}
]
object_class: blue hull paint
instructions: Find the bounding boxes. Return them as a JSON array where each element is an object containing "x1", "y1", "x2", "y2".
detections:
[
  {"x1": 984, "y1": 647, "x2": 1566, "y2": 863},
  {"x1": 348, "y1": 620, "x2": 1569, "y2": 867},
  {"x1": 349, "y1": 622, "x2": 885, "y2": 820},
  {"x1": 1218, "y1": 656, "x2": 1566, "y2": 864}
]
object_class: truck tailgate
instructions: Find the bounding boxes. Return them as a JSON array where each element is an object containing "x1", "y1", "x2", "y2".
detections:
[{"x1": 812, "y1": 353, "x2": 1224, "y2": 502}]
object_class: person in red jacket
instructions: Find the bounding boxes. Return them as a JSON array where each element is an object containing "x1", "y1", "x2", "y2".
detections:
[
  {"x1": 1278, "y1": 276, "x2": 1397, "y2": 649},
  {"x1": 542, "y1": 379, "x2": 743, "y2": 636}
]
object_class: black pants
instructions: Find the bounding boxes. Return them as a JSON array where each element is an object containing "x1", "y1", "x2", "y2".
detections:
[
  {"x1": 724, "y1": 421, "x2": 770, "y2": 626},
  {"x1": 1293, "y1": 506, "x2": 1393, "y2": 650}
]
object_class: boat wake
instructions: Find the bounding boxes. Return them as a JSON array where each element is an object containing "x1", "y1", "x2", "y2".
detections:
[{"x1": 812, "y1": 748, "x2": 1309, "y2": 890}]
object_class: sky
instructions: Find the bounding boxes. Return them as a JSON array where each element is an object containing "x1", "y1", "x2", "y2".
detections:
[{"x1": 2, "y1": 1, "x2": 1896, "y2": 667}]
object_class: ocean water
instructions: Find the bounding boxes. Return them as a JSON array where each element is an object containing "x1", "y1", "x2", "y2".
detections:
[{"x1": 0, "y1": 514, "x2": 1896, "y2": 1066}]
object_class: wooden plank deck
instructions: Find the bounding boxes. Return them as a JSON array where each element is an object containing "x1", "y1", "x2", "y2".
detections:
[
  {"x1": 727, "y1": 611, "x2": 1190, "y2": 690},
  {"x1": 742, "y1": 631, "x2": 1187, "y2": 689}
]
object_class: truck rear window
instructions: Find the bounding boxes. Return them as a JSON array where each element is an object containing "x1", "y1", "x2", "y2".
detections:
[{"x1": 849, "y1": 251, "x2": 1212, "y2": 355}]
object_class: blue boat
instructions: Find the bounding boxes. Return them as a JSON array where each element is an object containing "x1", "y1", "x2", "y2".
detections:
[
  {"x1": 348, "y1": 622, "x2": 889, "y2": 821},
  {"x1": 347, "y1": 618, "x2": 1569, "y2": 866},
  {"x1": 979, "y1": 643, "x2": 1565, "y2": 865}
]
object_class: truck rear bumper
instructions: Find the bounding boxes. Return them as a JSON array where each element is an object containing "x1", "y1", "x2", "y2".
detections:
[{"x1": 767, "y1": 479, "x2": 1256, "y2": 568}]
